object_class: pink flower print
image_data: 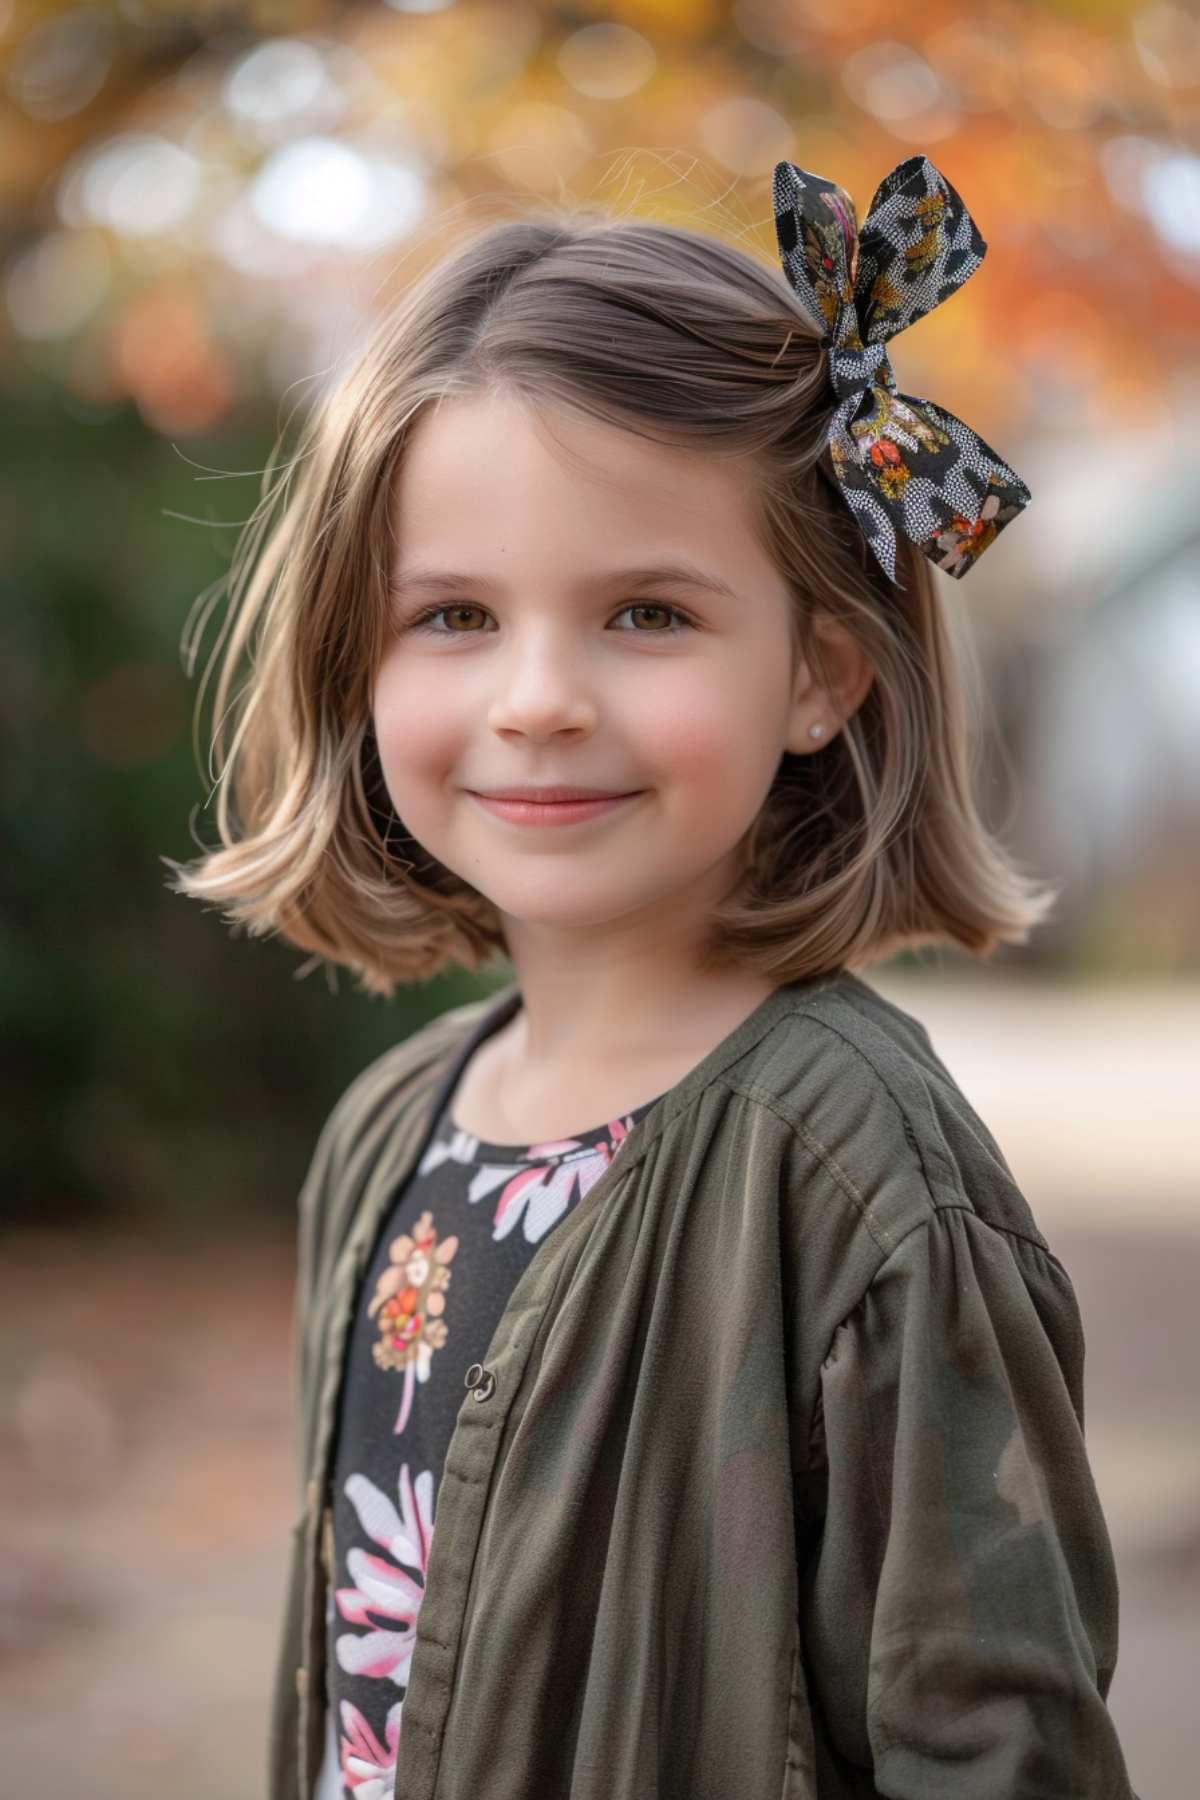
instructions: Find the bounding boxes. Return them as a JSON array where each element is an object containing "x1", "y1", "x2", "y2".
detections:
[
  {"x1": 338, "y1": 1698, "x2": 401, "y2": 1799},
  {"x1": 466, "y1": 1118, "x2": 639, "y2": 1245},
  {"x1": 335, "y1": 1464, "x2": 434, "y2": 1688},
  {"x1": 366, "y1": 1210, "x2": 459, "y2": 1433}
]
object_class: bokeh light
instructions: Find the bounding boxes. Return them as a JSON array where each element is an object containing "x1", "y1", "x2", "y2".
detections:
[
  {"x1": 59, "y1": 133, "x2": 204, "y2": 237},
  {"x1": 247, "y1": 137, "x2": 428, "y2": 250},
  {"x1": 557, "y1": 23, "x2": 658, "y2": 100}
]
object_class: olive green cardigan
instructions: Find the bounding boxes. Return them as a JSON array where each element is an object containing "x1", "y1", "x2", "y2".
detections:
[{"x1": 268, "y1": 968, "x2": 1138, "y2": 1799}]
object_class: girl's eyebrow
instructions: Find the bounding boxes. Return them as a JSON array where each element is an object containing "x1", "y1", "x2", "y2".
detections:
[{"x1": 389, "y1": 561, "x2": 740, "y2": 602}]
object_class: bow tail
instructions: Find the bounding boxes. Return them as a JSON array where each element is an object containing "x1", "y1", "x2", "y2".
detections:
[
  {"x1": 826, "y1": 386, "x2": 1032, "y2": 584},
  {"x1": 906, "y1": 392, "x2": 1032, "y2": 579}
]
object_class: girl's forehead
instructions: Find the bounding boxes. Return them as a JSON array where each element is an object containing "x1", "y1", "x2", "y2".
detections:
[{"x1": 392, "y1": 391, "x2": 769, "y2": 558}]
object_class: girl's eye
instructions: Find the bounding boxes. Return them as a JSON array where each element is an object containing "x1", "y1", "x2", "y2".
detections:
[
  {"x1": 612, "y1": 602, "x2": 694, "y2": 634},
  {"x1": 405, "y1": 604, "x2": 487, "y2": 635},
  {"x1": 401, "y1": 601, "x2": 695, "y2": 637}
]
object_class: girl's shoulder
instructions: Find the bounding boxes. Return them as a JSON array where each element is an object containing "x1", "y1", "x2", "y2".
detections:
[
  {"x1": 296, "y1": 983, "x2": 517, "y2": 1265},
  {"x1": 741, "y1": 970, "x2": 1054, "y2": 1268},
  {"x1": 748, "y1": 976, "x2": 1083, "y2": 1414}
]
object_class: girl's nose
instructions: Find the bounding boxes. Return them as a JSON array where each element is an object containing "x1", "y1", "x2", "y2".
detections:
[{"x1": 486, "y1": 636, "x2": 598, "y2": 737}]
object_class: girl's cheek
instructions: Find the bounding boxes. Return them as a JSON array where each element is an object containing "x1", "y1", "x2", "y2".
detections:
[
  {"x1": 642, "y1": 691, "x2": 759, "y2": 785},
  {"x1": 374, "y1": 672, "x2": 458, "y2": 770}
]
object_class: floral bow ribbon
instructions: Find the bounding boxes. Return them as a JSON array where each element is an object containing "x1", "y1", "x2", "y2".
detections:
[{"x1": 771, "y1": 155, "x2": 1031, "y2": 583}]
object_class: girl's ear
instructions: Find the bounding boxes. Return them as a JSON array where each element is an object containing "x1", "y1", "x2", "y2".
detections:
[{"x1": 783, "y1": 613, "x2": 875, "y2": 755}]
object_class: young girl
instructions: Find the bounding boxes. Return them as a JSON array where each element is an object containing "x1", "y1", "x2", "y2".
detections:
[{"x1": 169, "y1": 156, "x2": 1140, "y2": 1799}]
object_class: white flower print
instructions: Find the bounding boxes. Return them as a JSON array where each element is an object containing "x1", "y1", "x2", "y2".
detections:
[
  {"x1": 334, "y1": 1463, "x2": 434, "y2": 1687},
  {"x1": 338, "y1": 1698, "x2": 402, "y2": 1799},
  {"x1": 421, "y1": 1115, "x2": 640, "y2": 1245}
]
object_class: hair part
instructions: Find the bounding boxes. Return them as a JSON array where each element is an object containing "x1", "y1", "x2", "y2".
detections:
[{"x1": 164, "y1": 198, "x2": 1059, "y2": 998}]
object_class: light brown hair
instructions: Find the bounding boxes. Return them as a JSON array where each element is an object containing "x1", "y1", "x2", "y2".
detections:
[{"x1": 165, "y1": 196, "x2": 1058, "y2": 998}]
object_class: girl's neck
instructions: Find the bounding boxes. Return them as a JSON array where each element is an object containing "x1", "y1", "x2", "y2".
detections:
[
  {"x1": 506, "y1": 964, "x2": 778, "y2": 1069},
  {"x1": 453, "y1": 970, "x2": 779, "y2": 1146}
]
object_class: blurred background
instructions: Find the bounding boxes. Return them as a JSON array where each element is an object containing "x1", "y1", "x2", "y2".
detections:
[{"x1": 1, "y1": 0, "x2": 1197, "y2": 1794}]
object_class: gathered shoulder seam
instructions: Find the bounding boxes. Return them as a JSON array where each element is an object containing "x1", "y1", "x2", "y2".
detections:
[{"x1": 813, "y1": 1202, "x2": 1072, "y2": 1411}]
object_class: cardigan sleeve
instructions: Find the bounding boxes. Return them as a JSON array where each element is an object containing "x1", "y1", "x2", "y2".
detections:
[{"x1": 797, "y1": 1205, "x2": 1139, "y2": 1798}]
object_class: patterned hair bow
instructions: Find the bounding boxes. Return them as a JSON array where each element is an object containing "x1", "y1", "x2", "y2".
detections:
[{"x1": 771, "y1": 155, "x2": 1031, "y2": 583}]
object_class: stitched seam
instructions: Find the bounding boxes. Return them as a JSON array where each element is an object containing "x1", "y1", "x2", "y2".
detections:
[
  {"x1": 765, "y1": 1009, "x2": 964, "y2": 1201},
  {"x1": 729, "y1": 1013, "x2": 1054, "y2": 1264},
  {"x1": 719, "y1": 1077, "x2": 902, "y2": 1259}
]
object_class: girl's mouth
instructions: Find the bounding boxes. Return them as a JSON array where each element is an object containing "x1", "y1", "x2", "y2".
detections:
[{"x1": 467, "y1": 792, "x2": 643, "y2": 827}]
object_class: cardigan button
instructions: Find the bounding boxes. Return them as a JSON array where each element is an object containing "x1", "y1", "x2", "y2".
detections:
[
  {"x1": 295, "y1": 1665, "x2": 308, "y2": 1698},
  {"x1": 464, "y1": 1362, "x2": 496, "y2": 1401}
]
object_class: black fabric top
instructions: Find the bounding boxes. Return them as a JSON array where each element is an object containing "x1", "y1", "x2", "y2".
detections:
[{"x1": 318, "y1": 1038, "x2": 665, "y2": 1798}]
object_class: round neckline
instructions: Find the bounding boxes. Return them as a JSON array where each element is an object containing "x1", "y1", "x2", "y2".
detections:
[
  {"x1": 442, "y1": 1089, "x2": 666, "y2": 1163},
  {"x1": 441, "y1": 990, "x2": 678, "y2": 1160}
]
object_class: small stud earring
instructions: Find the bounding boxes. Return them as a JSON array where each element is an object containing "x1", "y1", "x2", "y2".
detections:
[{"x1": 808, "y1": 722, "x2": 825, "y2": 740}]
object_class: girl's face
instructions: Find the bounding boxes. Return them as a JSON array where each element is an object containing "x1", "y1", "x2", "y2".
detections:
[{"x1": 373, "y1": 389, "x2": 839, "y2": 950}]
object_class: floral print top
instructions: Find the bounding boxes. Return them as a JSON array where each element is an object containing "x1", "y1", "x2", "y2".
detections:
[{"x1": 315, "y1": 1062, "x2": 664, "y2": 1800}]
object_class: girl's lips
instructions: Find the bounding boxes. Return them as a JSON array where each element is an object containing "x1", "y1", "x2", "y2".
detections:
[{"x1": 468, "y1": 791, "x2": 643, "y2": 827}]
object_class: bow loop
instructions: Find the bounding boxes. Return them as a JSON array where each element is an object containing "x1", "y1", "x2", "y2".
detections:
[
  {"x1": 771, "y1": 154, "x2": 1031, "y2": 582},
  {"x1": 854, "y1": 155, "x2": 988, "y2": 347},
  {"x1": 770, "y1": 160, "x2": 863, "y2": 351}
]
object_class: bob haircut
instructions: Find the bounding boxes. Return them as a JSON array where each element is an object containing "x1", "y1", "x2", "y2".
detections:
[{"x1": 166, "y1": 198, "x2": 1058, "y2": 999}]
